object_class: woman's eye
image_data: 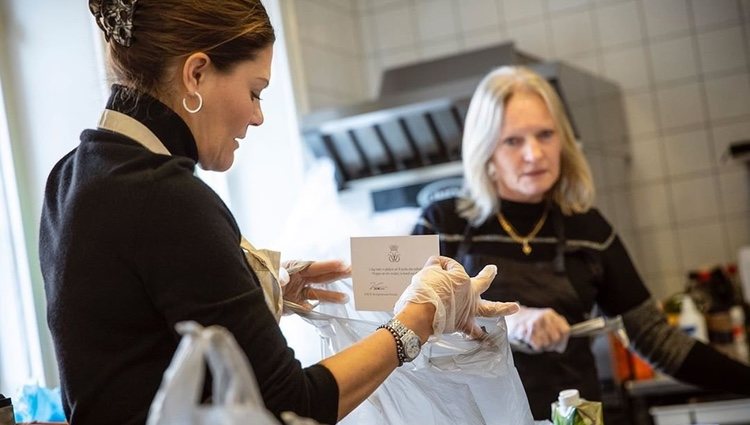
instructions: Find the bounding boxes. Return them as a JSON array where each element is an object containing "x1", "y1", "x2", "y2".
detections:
[
  {"x1": 251, "y1": 92, "x2": 263, "y2": 101},
  {"x1": 504, "y1": 137, "x2": 521, "y2": 146},
  {"x1": 538, "y1": 129, "x2": 554, "y2": 140}
]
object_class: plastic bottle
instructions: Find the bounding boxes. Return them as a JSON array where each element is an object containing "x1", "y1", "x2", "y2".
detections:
[
  {"x1": 609, "y1": 333, "x2": 654, "y2": 383},
  {"x1": 679, "y1": 294, "x2": 708, "y2": 343},
  {"x1": 702, "y1": 267, "x2": 735, "y2": 357},
  {"x1": 730, "y1": 305, "x2": 749, "y2": 364},
  {"x1": 0, "y1": 394, "x2": 15, "y2": 425},
  {"x1": 727, "y1": 264, "x2": 750, "y2": 364},
  {"x1": 551, "y1": 389, "x2": 603, "y2": 425},
  {"x1": 739, "y1": 247, "x2": 750, "y2": 304}
]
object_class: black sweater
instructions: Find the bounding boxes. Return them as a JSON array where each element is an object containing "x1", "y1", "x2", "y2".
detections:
[
  {"x1": 39, "y1": 86, "x2": 339, "y2": 425},
  {"x1": 413, "y1": 197, "x2": 750, "y2": 396}
]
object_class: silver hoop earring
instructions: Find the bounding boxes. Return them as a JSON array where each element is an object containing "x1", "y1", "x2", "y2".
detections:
[{"x1": 182, "y1": 92, "x2": 203, "y2": 114}]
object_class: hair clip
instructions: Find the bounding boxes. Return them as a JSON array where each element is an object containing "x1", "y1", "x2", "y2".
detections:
[{"x1": 89, "y1": 0, "x2": 137, "y2": 47}]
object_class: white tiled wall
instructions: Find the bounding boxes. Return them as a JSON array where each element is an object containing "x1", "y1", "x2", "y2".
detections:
[
  {"x1": 286, "y1": 0, "x2": 366, "y2": 112},
  {"x1": 286, "y1": 0, "x2": 750, "y2": 300}
]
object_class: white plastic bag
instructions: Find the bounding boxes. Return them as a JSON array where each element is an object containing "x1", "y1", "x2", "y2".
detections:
[
  {"x1": 146, "y1": 321, "x2": 281, "y2": 425},
  {"x1": 292, "y1": 280, "x2": 535, "y2": 425}
]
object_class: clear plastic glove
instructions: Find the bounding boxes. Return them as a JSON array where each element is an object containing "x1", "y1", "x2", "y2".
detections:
[
  {"x1": 506, "y1": 306, "x2": 570, "y2": 353},
  {"x1": 394, "y1": 256, "x2": 519, "y2": 338},
  {"x1": 281, "y1": 259, "x2": 351, "y2": 313}
]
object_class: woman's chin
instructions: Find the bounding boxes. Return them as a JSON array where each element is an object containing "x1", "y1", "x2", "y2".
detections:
[
  {"x1": 198, "y1": 156, "x2": 234, "y2": 172},
  {"x1": 524, "y1": 181, "x2": 555, "y2": 199},
  {"x1": 515, "y1": 186, "x2": 550, "y2": 203},
  {"x1": 216, "y1": 158, "x2": 234, "y2": 172}
]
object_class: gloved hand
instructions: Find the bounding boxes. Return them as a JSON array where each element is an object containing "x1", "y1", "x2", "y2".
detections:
[
  {"x1": 506, "y1": 306, "x2": 570, "y2": 353},
  {"x1": 281, "y1": 259, "x2": 350, "y2": 313},
  {"x1": 394, "y1": 256, "x2": 519, "y2": 338}
]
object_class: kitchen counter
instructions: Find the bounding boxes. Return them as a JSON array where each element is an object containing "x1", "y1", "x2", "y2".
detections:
[
  {"x1": 625, "y1": 375, "x2": 701, "y2": 397},
  {"x1": 649, "y1": 398, "x2": 750, "y2": 425},
  {"x1": 625, "y1": 375, "x2": 750, "y2": 424}
]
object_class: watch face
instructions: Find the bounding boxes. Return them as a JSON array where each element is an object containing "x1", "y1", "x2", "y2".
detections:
[{"x1": 403, "y1": 335, "x2": 421, "y2": 360}]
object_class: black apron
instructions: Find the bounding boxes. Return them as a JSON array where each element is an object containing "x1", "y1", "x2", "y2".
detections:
[{"x1": 456, "y1": 210, "x2": 601, "y2": 420}]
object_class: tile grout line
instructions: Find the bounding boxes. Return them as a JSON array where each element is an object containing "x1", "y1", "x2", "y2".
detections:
[
  {"x1": 685, "y1": 0, "x2": 736, "y2": 262},
  {"x1": 634, "y1": 0, "x2": 687, "y2": 274}
]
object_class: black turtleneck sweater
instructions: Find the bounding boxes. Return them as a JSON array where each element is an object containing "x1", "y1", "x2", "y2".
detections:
[
  {"x1": 413, "y1": 197, "x2": 750, "y2": 402},
  {"x1": 39, "y1": 86, "x2": 338, "y2": 425}
]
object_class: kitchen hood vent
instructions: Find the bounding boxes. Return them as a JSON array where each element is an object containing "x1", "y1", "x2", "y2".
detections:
[{"x1": 300, "y1": 42, "x2": 540, "y2": 190}]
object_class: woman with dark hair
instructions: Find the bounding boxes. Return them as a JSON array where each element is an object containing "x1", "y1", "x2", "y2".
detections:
[
  {"x1": 39, "y1": 2, "x2": 519, "y2": 424},
  {"x1": 413, "y1": 65, "x2": 750, "y2": 419}
]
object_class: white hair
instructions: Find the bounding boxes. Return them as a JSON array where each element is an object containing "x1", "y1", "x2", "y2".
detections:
[{"x1": 459, "y1": 66, "x2": 594, "y2": 225}]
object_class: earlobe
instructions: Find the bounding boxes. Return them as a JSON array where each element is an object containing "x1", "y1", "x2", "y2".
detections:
[{"x1": 487, "y1": 162, "x2": 497, "y2": 180}]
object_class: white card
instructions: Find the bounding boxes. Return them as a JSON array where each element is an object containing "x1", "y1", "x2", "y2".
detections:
[{"x1": 351, "y1": 235, "x2": 440, "y2": 312}]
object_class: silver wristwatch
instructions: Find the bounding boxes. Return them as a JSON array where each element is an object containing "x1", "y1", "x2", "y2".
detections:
[{"x1": 378, "y1": 318, "x2": 421, "y2": 366}]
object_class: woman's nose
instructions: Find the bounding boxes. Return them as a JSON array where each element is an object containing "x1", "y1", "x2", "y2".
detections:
[
  {"x1": 249, "y1": 105, "x2": 264, "y2": 127},
  {"x1": 522, "y1": 138, "x2": 542, "y2": 161}
]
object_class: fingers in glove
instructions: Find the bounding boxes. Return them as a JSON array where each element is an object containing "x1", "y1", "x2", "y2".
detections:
[
  {"x1": 528, "y1": 311, "x2": 569, "y2": 351},
  {"x1": 438, "y1": 256, "x2": 473, "y2": 286},
  {"x1": 439, "y1": 256, "x2": 465, "y2": 273},
  {"x1": 464, "y1": 320, "x2": 489, "y2": 340},
  {"x1": 547, "y1": 313, "x2": 570, "y2": 345},
  {"x1": 283, "y1": 260, "x2": 315, "y2": 275},
  {"x1": 285, "y1": 298, "x2": 315, "y2": 312},
  {"x1": 551, "y1": 333, "x2": 570, "y2": 353},
  {"x1": 554, "y1": 312, "x2": 571, "y2": 334},
  {"x1": 528, "y1": 319, "x2": 558, "y2": 350},
  {"x1": 304, "y1": 287, "x2": 349, "y2": 304},
  {"x1": 301, "y1": 269, "x2": 352, "y2": 285},
  {"x1": 299, "y1": 260, "x2": 350, "y2": 279},
  {"x1": 422, "y1": 255, "x2": 442, "y2": 268},
  {"x1": 476, "y1": 300, "x2": 520, "y2": 317},
  {"x1": 528, "y1": 332, "x2": 549, "y2": 351},
  {"x1": 424, "y1": 255, "x2": 465, "y2": 273},
  {"x1": 469, "y1": 264, "x2": 498, "y2": 294}
]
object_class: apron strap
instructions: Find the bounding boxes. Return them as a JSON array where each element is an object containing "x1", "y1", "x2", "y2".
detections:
[
  {"x1": 455, "y1": 221, "x2": 476, "y2": 263},
  {"x1": 551, "y1": 206, "x2": 600, "y2": 319},
  {"x1": 98, "y1": 109, "x2": 171, "y2": 155},
  {"x1": 550, "y1": 206, "x2": 567, "y2": 275}
]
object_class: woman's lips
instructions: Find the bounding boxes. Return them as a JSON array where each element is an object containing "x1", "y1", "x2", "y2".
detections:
[{"x1": 523, "y1": 170, "x2": 547, "y2": 177}]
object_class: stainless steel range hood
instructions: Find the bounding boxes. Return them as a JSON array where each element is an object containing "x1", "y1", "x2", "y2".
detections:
[
  {"x1": 300, "y1": 43, "x2": 538, "y2": 185},
  {"x1": 300, "y1": 42, "x2": 615, "y2": 211}
]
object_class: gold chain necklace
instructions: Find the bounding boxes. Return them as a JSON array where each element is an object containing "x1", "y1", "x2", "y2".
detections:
[{"x1": 497, "y1": 208, "x2": 549, "y2": 255}]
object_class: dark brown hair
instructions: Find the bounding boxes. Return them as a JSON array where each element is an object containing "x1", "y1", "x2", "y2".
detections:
[{"x1": 101, "y1": 0, "x2": 275, "y2": 97}]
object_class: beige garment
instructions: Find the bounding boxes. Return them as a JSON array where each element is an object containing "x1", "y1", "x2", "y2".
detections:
[
  {"x1": 240, "y1": 237, "x2": 283, "y2": 321},
  {"x1": 98, "y1": 109, "x2": 284, "y2": 321}
]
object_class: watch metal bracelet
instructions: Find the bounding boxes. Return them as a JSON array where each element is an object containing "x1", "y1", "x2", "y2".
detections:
[{"x1": 387, "y1": 317, "x2": 410, "y2": 338}]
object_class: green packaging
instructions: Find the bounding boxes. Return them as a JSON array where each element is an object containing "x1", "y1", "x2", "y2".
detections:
[{"x1": 551, "y1": 389, "x2": 603, "y2": 425}]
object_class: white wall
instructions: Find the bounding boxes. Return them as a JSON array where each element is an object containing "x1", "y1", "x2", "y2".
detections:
[
  {"x1": 288, "y1": 0, "x2": 750, "y2": 301},
  {"x1": 286, "y1": 0, "x2": 368, "y2": 113},
  {"x1": 227, "y1": 0, "x2": 307, "y2": 250},
  {"x1": 0, "y1": 0, "x2": 107, "y2": 387}
]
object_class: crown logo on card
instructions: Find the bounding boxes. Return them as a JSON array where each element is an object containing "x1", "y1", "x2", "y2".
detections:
[{"x1": 387, "y1": 244, "x2": 400, "y2": 263}]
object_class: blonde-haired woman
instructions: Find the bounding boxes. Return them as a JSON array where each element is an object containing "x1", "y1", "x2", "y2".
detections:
[{"x1": 413, "y1": 66, "x2": 750, "y2": 419}]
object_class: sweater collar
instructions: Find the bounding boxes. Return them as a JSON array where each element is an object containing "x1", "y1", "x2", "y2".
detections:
[
  {"x1": 105, "y1": 84, "x2": 198, "y2": 162},
  {"x1": 498, "y1": 198, "x2": 548, "y2": 220}
]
